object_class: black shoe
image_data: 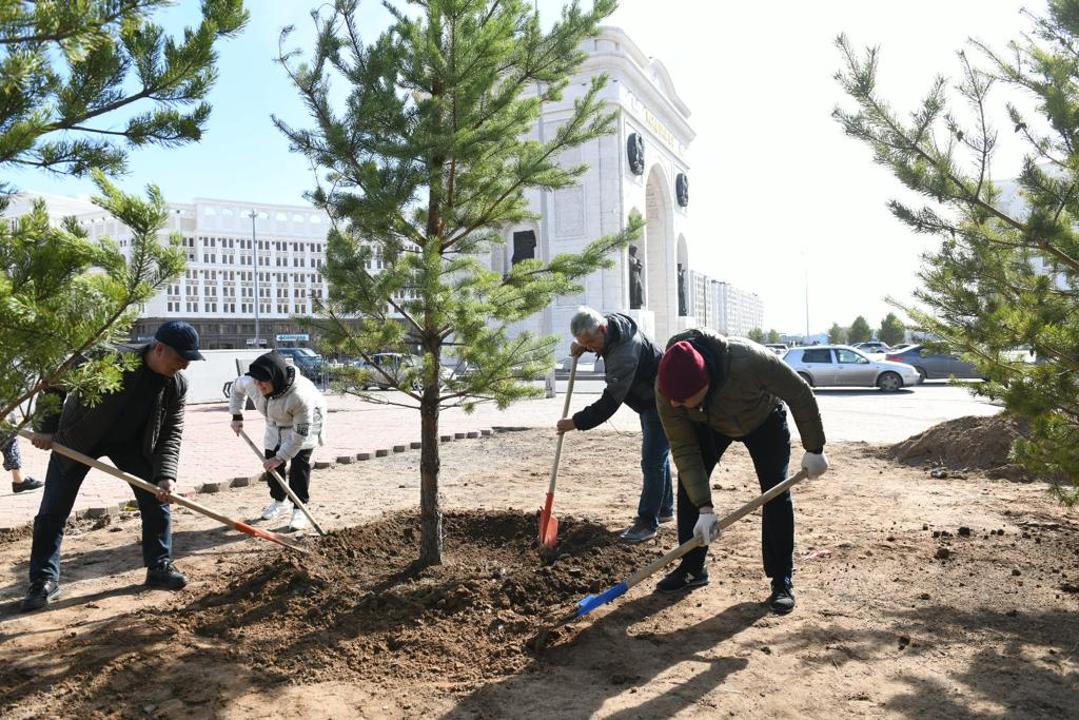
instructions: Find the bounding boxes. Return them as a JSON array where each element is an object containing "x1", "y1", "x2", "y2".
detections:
[
  {"x1": 20, "y1": 579, "x2": 61, "y2": 612},
  {"x1": 656, "y1": 566, "x2": 709, "y2": 593},
  {"x1": 12, "y1": 477, "x2": 44, "y2": 493},
  {"x1": 619, "y1": 521, "x2": 658, "y2": 544},
  {"x1": 146, "y1": 560, "x2": 187, "y2": 590},
  {"x1": 658, "y1": 514, "x2": 674, "y2": 524},
  {"x1": 767, "y1": 577, "x2": 795, "y2": 614}
]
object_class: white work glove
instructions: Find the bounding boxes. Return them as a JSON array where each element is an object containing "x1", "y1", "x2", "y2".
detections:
[
  {"x1": 801, "y1": 450, "x2": 829, "y2": 478},
  {"x1": 692, "y1": 510, "x2": 721, "y2": 546}
]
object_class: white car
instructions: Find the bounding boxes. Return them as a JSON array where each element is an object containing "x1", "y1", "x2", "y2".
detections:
[{"x1": 783, "y1": 345, "x2": 920, "y2": 392}]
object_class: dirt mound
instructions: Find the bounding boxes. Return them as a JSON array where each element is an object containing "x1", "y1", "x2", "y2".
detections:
[
  {"x1": 176, "y1": 510, "x2": 640, "y2": 685},
  {"x1": 889, "y1": 415, "x2": 1030, "y2": 478}
]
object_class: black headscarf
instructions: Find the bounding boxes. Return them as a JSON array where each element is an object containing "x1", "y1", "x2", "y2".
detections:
[{"x1": 246, "y1": 352, "x2": 296, "y2": 399}]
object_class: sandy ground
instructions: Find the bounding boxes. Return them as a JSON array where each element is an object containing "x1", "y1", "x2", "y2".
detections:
[{"x1": 0, "y1": 429, "x2": 1076, "y2": 719}]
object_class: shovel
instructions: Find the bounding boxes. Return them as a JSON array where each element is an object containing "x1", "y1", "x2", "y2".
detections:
[
  {"x1": 237, "y1": 429, "x2": 327, "y2": 536},
  {"x1": 538, "y1": 354, "x2": 580, "y2": 549},
  {"x1": 563, "y1": 468, "x2": 810, "y2": 623},
  {"x1": 20, "y1": 430, "x2": 308, "y2": 555}
]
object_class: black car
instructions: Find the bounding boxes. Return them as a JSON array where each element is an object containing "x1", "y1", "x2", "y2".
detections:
[{"x1": 274, "y1": 347, "x2": 324, "y2": 381}]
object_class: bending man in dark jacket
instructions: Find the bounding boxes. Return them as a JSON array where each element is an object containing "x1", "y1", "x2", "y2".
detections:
[
  {"x1": 20, "y1": 321, "x2": 205, "y2": 612},
  {"x1": 556, "y1": 307, "x2": 673, "y2": 543},
  {"x1": 654, "y1": 329, "x2": 829, "y2": 614}
]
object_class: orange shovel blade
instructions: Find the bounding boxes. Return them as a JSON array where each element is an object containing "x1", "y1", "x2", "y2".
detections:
[
  {"x1": 538, "y1": 492, "x2": 559, "y2": 548},
  {"x1": 541, "y1": 513, "x2": 559, "y2": 549}
]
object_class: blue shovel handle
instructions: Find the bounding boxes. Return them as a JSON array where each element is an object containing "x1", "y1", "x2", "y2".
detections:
[{"x1": 575, "y1": 582, "x2": 628, "y2": 617}]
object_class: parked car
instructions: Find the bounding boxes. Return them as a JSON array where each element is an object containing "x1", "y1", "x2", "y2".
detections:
[
  {"x1": 883, "y1": 345, "x2": 981, "y2": 381},
  {"x1": 354, "y1": 353, "x2": 452, "y2": 390},
  {"x1": 351, "y1": 353, "x2": 417, "y2": 390},
  {"x1": 764, "y1": 343, "x2": 790, "y2": 355},
  {"x1": 853, "y1": 341, "x2": 892, "y2": 354},
  {"x1": 783, "y1": 344, "x2": 920, "y2": 392},
  {"x1": 274, "y1": 346, "x2": 323, "y2": 382}
]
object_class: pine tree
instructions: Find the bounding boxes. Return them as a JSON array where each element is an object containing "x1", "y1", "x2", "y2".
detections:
[
  {"x1": 1, "y1": 173, "x2": 186, "y2": 429},
  {"x1": 879, "y1": 312, "x2": 905, "y2": 346},
  {"x1": 277, "y1": 0, "x2": 641, "y2": 565},
  {"x1": 747, "y1": 328, "x2": 765, "y2": 343},
  {"x1": 835, "y1": 1, "x2": 1079, "y2": 500},
  {"x1": 0, "y1": 1, "x2": 248, "y2": 439},
  {"x1": 849, "y1": 315, "x2": 871, "y2": 344},
  {"x1": 1, "y1": 1, "x2": 248, "y2": 205}
]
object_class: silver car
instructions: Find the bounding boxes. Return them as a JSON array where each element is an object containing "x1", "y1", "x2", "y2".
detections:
[{"x1": 783, "y1": 345, "x2": 920, "y2": 392}]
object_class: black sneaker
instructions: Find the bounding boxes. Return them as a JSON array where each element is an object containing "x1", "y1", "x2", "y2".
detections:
[
  {"x1": 146, "y1": 560, "x2": 187, "y2": 590},
  {"x1": 658, "y1": 514, "x2": 674, "y2": 524},
  {"x1": 767, "y1": 577, "x2": 795, "y2": 614},
  {"x1": 619, "y1": 521, "x2": 657, "y2": 544},
  {"x1": 20, "y1": 579, "x2": 61, "y2": 612},
  {"x1": 12, "y1": 477, "x2": 44, "y2": 493},
  {"x1": 656, "y1": 566, "x2": 709, "y2": 593}
]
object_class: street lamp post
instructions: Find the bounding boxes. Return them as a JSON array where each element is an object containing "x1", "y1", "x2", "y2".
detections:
[{"x1": 249, "y1": 210, "x2": 261, "y2": 347}]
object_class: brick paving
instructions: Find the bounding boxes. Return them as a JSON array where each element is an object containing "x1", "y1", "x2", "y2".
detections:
[
  {"x1": 0, "y1": 380, "x2": 638, "y2": 529},
  {"x1": 0, "y1": 380, "x2": 998, "y2": 529}
]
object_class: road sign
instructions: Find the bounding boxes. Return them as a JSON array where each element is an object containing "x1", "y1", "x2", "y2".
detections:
[{"x1": 276, "y1": 333, "x2": 309, "y2": 342}]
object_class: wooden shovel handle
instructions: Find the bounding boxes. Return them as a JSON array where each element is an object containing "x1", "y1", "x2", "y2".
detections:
[
  {"x1": 237, "y1": 429, "x2": 327, "y2": 536},
  {"x1": 625, "y1": 469, "x2": 809, "y2": 588},
  {"x1": 546, "y1": 355, "x2": 579, "y2": 495},
  {"x1": 20, "y1": 429, "x2": 308, "y2": 554}
]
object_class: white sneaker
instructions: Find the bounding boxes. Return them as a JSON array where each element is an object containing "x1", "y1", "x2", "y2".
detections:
[
  {"x1": 288, "y1": 508, "x2": 308, "y2": 531},
  {"x1": 261, "y1": 500, "x2": 292, "y2": 521}
]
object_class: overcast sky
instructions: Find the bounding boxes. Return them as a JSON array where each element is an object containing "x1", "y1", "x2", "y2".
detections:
[{"x1": 8, "y1": 0, "x2": 1047, "y2": 334}]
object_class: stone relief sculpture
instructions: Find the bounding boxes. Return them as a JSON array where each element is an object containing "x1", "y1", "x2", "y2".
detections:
[
  {"x1": 677, "y1": 263, "x2": 687, "y2": 317},
  {"x1": 628, "y1": 244, "x2": 644, "y2": 309}
]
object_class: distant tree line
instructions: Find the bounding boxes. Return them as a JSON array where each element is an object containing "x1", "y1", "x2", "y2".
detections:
[{"x1": 747, "y1": 312, "x2": 906, "y2": 346}]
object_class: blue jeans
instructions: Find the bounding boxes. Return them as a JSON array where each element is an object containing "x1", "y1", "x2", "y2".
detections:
[
  {"x1": 29, "y1": 445, "x2": 172, "y2": 583},
  {"x1": 637, "y1": 406, "x2": 674, "y2": 530},
  {"x1": 677, "y1": 403, "x2": 794, "y2": 580}
]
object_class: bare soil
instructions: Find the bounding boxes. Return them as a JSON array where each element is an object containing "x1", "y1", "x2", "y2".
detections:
[
  {"x1": 889, "y1": 414, "x2": 1032, "y2": 479},
  {"x1": 0, "y1": 429, "x2": 1076, "y2": 719}
]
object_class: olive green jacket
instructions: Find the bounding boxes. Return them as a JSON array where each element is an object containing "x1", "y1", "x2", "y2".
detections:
[{"x1": 656, "y1": 329, "x2": 825, "y2": 508}]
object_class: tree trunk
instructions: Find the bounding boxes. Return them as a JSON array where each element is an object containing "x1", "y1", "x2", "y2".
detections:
[{"x1": 418, "y1": 355, "x2": 442, "y2": 566}]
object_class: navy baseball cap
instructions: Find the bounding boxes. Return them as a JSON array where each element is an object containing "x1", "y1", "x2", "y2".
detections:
[{"x1": 154, "y1": 321, "x2": 205, "y2": 361}]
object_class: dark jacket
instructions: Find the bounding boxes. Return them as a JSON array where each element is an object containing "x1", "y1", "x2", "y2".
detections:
[
  {"x1": 572, "y1": 313, "x2": 662, "y2": 430},
  {"x1": 37, "y1": 345, "x2": 187, "y2": 483},
  {"x1": 656, "y1": 328, "x2": 825, "y2": 508}
]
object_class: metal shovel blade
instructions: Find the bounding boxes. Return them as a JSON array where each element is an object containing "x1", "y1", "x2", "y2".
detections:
[{"x1": 539, "y1": 492, "x2": 558, "y2": 548}]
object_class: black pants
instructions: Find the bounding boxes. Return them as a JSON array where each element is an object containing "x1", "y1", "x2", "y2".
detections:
[
  {"x1": 677, "y1": 403, "x2": 794, "y2": 581},
  {"x1": 263, "y1": 447, "x2": 313, "y2": 504},
  {"x1": 30, "y1": 445, "x2": 171, "y2": 583}
]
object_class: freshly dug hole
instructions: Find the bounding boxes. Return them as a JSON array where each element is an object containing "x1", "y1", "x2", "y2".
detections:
[{"x1": 178, "y1": 510, "x2": 643, "y2": 684}]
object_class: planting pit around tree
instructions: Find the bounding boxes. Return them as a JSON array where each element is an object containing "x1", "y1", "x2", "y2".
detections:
[{"x1": 175, "y1": 510, "x2": 641, "y2": 684}]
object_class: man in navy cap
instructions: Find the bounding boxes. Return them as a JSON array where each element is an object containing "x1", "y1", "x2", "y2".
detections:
[{"x1": 20, "y1": 321, "x2": 204, "y2": 612}]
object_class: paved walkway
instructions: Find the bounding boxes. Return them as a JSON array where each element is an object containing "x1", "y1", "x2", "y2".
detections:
[{"x1": 0, "y1": 380, "x2": 997, "y2": 529}]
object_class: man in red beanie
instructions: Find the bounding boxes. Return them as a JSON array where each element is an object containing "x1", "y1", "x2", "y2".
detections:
[{"x1": 655, "y1": 329, "x2": 828, "y2": 614}]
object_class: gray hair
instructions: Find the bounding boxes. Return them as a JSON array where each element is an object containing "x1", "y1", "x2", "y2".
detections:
[{"x1": 570, "y1": 306, "x2": 606, "y2": 337}]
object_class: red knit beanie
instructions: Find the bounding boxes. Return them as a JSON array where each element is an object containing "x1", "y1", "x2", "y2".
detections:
[{"x1": 658, "y1": 340, "x2": 709, "y2": 401}]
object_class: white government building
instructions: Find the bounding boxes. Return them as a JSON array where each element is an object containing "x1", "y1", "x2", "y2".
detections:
[{"x1": 6, "y1": 27, "x2": 764, "y2": 350}]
